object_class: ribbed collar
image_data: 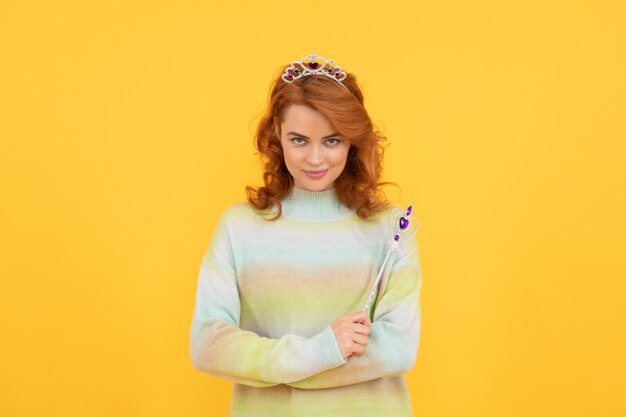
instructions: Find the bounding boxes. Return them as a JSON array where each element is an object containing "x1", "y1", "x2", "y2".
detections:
[{"x1": 278, "y1": 186, "x2": 356, "y2": 223}]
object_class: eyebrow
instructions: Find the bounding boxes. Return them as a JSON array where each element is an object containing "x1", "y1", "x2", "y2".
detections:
[{"x1": 287, "y1": 131, "x2": 340, "y2": 139}]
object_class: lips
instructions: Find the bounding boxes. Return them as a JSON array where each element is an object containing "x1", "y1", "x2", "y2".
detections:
[{"x1": 303, "y1": 169, "x2": 329, "y2": 179}]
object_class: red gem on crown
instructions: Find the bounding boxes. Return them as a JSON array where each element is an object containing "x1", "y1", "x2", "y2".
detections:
[{"x1": 281, "y1": 51, "x2": 348, "y2": 89}]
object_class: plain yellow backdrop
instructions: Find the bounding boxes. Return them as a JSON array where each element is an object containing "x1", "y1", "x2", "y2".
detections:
[{"x1": 1, "y1": 1, "x2": 625, "y2": 416}]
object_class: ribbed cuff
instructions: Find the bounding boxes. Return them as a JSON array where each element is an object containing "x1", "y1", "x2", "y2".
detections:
[{"x1": 299, "y1": 325, "x2": 347, "y2": 375}]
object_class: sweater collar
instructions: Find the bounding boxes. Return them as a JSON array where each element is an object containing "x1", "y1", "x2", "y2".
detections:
[{"x1": 278, "y1": 186, "x2": 356, "y2": 222}]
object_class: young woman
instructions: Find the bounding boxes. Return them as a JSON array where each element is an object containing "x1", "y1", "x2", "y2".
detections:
[{"x1": 190, "y1": 52, "x2": 422, "y2": 417}]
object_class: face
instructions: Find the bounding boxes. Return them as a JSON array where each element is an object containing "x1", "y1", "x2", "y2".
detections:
[{"x1": 277, "y1": 104, "x2": 350, "y2": 192}]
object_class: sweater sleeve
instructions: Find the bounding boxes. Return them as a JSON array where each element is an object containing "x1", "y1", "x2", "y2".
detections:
[
  {"x1": 189, "y1": 208, "x2": 347, "y2": 387},
  {"x1": 286, "y1": 234, "x2": 423, "y2": 389}
]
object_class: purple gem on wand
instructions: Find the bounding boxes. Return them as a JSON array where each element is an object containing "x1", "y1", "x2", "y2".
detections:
[{"x1": 363, "y1": 202, "x2": 417, "y2": 314}]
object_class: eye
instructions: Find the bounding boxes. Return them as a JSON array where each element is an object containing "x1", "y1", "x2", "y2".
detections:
[
  {"x1": 326, "y1": 138, "x2": 340, "y2": 145},
  {"x1": 291, "y1": 137, "x2": 306, "y2": 145}
]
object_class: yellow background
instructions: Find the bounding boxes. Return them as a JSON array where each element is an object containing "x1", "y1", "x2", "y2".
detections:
[{"x1": 1, "y1": 1, "x2": 625, "y2": 416}]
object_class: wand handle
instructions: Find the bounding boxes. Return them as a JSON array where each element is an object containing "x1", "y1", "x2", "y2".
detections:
[{"x1": 363, "y1": 243, "x2": 398, "y2": 314}]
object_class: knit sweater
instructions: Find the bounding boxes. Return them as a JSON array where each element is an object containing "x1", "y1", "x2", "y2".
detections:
[{"x1": 189, "y1": 186, "x2": 423, "y2": 417}]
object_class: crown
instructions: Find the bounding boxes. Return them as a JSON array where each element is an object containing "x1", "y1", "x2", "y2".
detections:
[{"x1": 281, "y1": 51, "x2": 348, "y2": 90}]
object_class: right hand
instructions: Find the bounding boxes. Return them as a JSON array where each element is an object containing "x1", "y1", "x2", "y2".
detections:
[{"x1": 331, "y1": 311, "x2": 371, "y2": 360}]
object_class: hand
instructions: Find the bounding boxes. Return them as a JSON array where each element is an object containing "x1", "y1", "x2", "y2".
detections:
[{"x1": 331, "y1": 311, "x2": 371, "y2": 360}]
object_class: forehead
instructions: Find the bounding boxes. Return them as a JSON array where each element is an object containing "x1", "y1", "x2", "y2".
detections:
[{"x1": 281, "y1": 104, "x2": 335, "y2": 132}]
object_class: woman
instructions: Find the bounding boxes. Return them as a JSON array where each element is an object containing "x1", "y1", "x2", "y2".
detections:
[{"x1": 190, "y1": 52, "x2": 422, "y2": 416}]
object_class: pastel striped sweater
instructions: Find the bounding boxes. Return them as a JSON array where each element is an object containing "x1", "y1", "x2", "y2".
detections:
[{"x1": 190, "y1": 186, "x2": 423, "y2": 417}]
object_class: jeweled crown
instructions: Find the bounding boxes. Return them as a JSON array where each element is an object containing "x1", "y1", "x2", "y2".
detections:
[{"x1": 281, "y1": 51, "x2": 348, "y2": 90}]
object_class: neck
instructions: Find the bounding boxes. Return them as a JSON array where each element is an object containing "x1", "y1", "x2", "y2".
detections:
[{"x1": 278, "y1": 186, "x2": 355, "y2": 222}]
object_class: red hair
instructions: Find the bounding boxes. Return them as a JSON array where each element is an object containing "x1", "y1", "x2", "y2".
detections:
[{"x1": 245, "y1": 63, "x2": 396, "y2": 220}]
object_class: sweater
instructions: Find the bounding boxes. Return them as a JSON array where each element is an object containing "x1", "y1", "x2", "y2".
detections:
[{"x1": 189, "y1": 186, "x2": 423, "y2": 417}]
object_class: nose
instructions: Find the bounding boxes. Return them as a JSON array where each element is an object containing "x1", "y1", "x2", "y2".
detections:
[{"x1": 306, "y1": 144, "x2": 325, "y2": 166}]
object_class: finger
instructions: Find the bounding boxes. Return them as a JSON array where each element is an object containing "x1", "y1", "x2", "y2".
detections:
[
  {"x1": 351, "y1": 333, "x2": 369, "y2": 346},
  {"x1": 359, "y1": 313, "x2": 372, "y2": 326},
  {"x1": 348, "y1": 311, "x2": 369, "y2": 324},
  {"x1": 353, "y1": 323, "x2": 371, "y2": 335},
  {"x1": 352, "y1": 343, "x2": 366, "y2": 356}
]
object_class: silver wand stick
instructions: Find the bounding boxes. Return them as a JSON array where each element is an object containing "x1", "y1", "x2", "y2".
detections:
[{"x1": 363, "y1": 204, "x2": 418, "y2": 314}]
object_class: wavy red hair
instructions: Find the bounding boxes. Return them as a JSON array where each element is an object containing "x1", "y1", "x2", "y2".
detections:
[{"x1": 245, "y1": 62, "x2": 396, "y2": 220}]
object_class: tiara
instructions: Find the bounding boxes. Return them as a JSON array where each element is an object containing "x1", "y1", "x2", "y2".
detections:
[{"x1": 281, "y1": 51, "x2": 349, "y2": 90}]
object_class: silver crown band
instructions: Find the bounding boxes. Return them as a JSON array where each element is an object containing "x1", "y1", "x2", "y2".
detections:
[{"x1": 281, "y1": 51, "x2": 349, "y2": 90}]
